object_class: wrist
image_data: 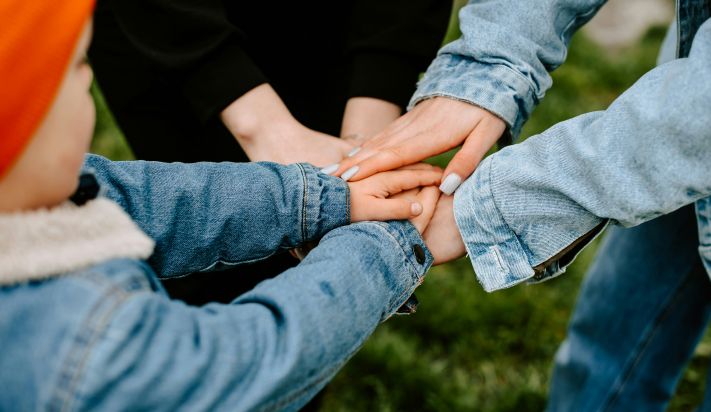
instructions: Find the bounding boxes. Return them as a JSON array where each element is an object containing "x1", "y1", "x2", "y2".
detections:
[{"x1": 221, "y1": 83, "x2": 297, "y2": 142}]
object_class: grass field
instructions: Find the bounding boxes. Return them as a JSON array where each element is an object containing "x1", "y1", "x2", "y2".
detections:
[{"x1": 89, "y1": 10, "x2": 709, "y2": 412}]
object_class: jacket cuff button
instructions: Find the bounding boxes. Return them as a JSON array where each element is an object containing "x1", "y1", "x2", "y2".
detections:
[{"x1": 413, "y1": 244, "x2": 426, "y2": 264}]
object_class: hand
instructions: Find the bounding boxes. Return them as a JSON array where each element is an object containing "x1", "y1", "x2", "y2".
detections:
[
  {"x1": 388, "y1": 186, "x2": 441, "y2": 234},
  {"x1": 221, "y1": 84, "x2": 354, "y2": 167},
  {"x1": 422, "y1": 195, "x2": 466, "y2": 265},
  {"x1": 340, "y1": 97, "x2": 402, "y2": 145},
  {"x1": 332, "y1": 97, "x2": 506, "y2": 195},
  {"x1": 349, "y1": 163, "x2": 442, "y2": 226}
]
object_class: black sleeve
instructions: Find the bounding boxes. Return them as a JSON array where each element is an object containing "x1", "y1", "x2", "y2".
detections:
[
  {"x1": 96, "y1": 0, "x2": 268, "y2": 124},
  {"x1": 345, "y1": 0, "x2": 453, "y2": 109}
]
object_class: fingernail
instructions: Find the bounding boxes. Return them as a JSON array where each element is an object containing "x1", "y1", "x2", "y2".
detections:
[
  {"x1": 411, "y1": 202, "x2": 423, "y2": 215},
  {"x1": 439, "y1": 173, "x2": 462, "y2": 195},
  {"x1": 347, "y1": 147, "x2": 361, "y2": 157},
  {"x1": 320, "y1": 163, "x2": 339, "y2": 175},
  {"x1": 341, "y1": 166, "x2": 359, "y2": 181}
]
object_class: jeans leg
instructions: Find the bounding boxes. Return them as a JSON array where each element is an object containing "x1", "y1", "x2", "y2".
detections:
[{"x1": 547, "y1": 205, "x2": 711, "y2": 412}]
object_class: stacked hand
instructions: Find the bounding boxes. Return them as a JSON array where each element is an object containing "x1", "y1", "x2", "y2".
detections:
[
  {"x1": 329, "y1": 97, "x2": 505, "y2": 264},
  {"x1": 224, "y1": 86, "x2": 484, "y2": 264},
  {"x1": 329, "y1": 97, "x2": 506, "y2": 195}
]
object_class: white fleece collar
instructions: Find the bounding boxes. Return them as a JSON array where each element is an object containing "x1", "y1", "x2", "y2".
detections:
[{"x1": 0, "y1": 198, "x2": 155, "y2": 285}]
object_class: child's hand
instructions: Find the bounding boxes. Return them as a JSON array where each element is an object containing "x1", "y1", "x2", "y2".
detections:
[
  {"x1": 422, "y1": 195, "x2": 466, "y2": 264},
  {"x1": 387, "y1": 186, "x2": 441, "y2": 234},
  {"x1": 349, "y1": 164, "x2": 442, "y2": 225}
]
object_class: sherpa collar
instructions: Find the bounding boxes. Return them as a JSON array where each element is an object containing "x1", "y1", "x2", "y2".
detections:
[{"x1": 0, "y1": 198, "x2": 155, "y2": 285}]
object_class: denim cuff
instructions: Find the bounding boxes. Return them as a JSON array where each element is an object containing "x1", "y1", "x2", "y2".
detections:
[
  {"x1": 453, "y1": 157, "x2": 535, "y2": 292},
  {"x1": 408, "y1": 55, "x2": 536, "y2": 139},
  {"x1": 355, "y1": 220, "x2": 433, "y2": 319},
  {"x1": 300, "y1": 164, "x2": 351, "y2": 243}
]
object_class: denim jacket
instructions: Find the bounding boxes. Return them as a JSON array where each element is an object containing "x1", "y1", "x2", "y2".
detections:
[
  {"x1": 0, "y1": 155, "x2": 432, "y2": 411},
  {"x1": 411, "y1": 0, "x2": 711, "y2": 291}
]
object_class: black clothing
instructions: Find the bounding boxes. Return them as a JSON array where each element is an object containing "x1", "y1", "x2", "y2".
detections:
[
  {"x1": 88, "y1": 0, "x2": 451, "y2": 305},
  {"x1": 90, "y1": 0, "x2": 452, "y2": 149}
]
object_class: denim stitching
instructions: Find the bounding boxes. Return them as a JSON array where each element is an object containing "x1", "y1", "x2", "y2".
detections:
[
  {"x1": 49, "y1": 279, "x2": 135, "y2": 411},
  {"x1": 297, "y1": 164, "x2": 308, "y2": 243}
]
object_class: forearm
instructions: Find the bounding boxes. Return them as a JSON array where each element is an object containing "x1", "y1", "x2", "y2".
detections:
[
  {"x1": 81, "y1": 221, "x2": 433, "y2": 411},
  {"x1": 83, "y1": 155, "x2": 349, "y2": 277},
  {"x1": 454, "y1": 21, "x2": 711, "y2": 291},
  {"x1": 411, "y1": 0, "x2": 606, "y2": 137}
]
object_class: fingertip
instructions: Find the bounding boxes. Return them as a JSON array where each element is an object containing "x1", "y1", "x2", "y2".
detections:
[
  {"x1": 410, "y1": 202, "x2": 423, "y2": 216},
  {"x1": 341, "y1": 166, "x2": 360, "y2": 181},
  {"x1": 439, "y1": 173, "x2": 462, "y2": 196}
]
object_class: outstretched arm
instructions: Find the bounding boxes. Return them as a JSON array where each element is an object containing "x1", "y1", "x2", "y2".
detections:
[
  {"x1": 84, "y1": 155, "x2": 441, "y2": 278},
  {"x1": 335, "y1": 0, "x2": 607, "y2": 192},
  {"x1": 449, "y1": 20, "x2": 711, "y2": 291}
]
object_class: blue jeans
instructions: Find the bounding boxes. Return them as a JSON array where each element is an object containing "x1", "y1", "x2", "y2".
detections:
[{"x1": 547, "y1": 205, "x2": 711, "y2": 411}]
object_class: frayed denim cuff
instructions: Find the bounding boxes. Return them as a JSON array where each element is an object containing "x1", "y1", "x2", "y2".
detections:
[
  {"x1": 453, "y1": 157, "x2": 535, "y2": 292},
  {"x1": 300, "y1": 164, "x2": 351, "y2": 243},
  {"x1": 408, "y1": 55, "x2": 536, "y2": 139}
]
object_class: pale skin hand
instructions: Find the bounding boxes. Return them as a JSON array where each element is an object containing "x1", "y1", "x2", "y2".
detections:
[
  {"x1": 332, "y1": 97, "x2": 507, "y2": 195},
  {"x1": 340, "y1": 97, "x2": 401, "y2": 146},
  {"x1": 422, "y1": 195, "x2": 466, "y2": 265},
  {"x1": 290, "y1": 164, "x2": 441, "y2": 261},
  {"x1": 349, "y1": 163, "x2": 442, "y2": 223},
  {"x1": 221, "y1": 83, "x2": 354, "y2": 167}
]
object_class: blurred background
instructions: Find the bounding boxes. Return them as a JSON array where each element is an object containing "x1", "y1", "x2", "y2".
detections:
[{"x1": 90, "y1": 0, "x2": 709, "y2": 410}]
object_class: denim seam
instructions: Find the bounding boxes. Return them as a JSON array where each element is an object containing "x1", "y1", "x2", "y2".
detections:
[
  {"x1": 49, "y1": 280, "x2": 134, "y2": 412},
  {"x1": 297, "y1": 164, "x2": 308, "y2": 243},
  {"x1": 599, "y1": 269, "x2": 696, "y2": 411},
  {"x1": 559, "y1": 6, "x2": 606, "y2": 59}
]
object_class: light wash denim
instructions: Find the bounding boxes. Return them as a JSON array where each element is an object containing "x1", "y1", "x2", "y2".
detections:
[
  {"x1": 411, "y1": 0, "x2": 711, "y2": 291},
  {"x1": 0, "y1": 155, "x2": 432, "y2": 411},
  {"x1": 546, "y1": 23, "x2": 711, "y2": 412},
  {"x1": 414, "y1": 0, "x2": 711, "y2": 410}
]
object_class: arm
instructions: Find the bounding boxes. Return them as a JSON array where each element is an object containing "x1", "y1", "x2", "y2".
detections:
[
  {"x1": 79, "y1": 220, "x2": 434, "y2": 411},
  {"x1": 411, "y1": 0, "x2": 607, "y2": 137},
  {"x1": 84, "y1": 155, "x2": 441, "y2": 278},
  {"x1": 334, "y1": 0, "x2": 606, "y2": 190},
  {"x1": 84, "y1": 155, "x2": 349, "y2": 278},
  {"x1": 451, "y1": 20, "x2": 711, "y2": 292}
]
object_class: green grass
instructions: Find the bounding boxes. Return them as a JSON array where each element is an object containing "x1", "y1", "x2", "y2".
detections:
[{"x1": 89, "y1": 14, "x2": 709, "y2": 412}]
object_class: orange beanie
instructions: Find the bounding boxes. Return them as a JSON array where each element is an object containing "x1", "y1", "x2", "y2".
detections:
[{"x1": 0, "y1": 1, "x2": 95, "y2": 178}]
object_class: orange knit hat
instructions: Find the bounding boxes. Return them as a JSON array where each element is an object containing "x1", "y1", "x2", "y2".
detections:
[{"x1": 0, "y1": 1, "x2": 95, "y2": 178}]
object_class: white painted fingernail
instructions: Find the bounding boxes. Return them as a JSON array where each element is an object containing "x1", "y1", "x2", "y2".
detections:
[
  {"x1": 347, "y1": 147, "x2": 361, "y2": 157},
  {"x1": 439, "y1": 173, "x2": 462, "y2": 195},
  {"x1": 411, "y1": 202, "x2": 423, "y2": 215},
  {"x1": 320, "y1": 163, "x2": 340, "y2": 175},
  {"x1": 341, "y1": 166, "x2": 360, "y2": 181}
]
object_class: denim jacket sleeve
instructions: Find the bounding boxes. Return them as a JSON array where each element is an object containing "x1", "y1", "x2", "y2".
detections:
[
  {"x1": 410, "y1": 0, "x2": 605, "y2": 138},
  {"x1": 77, "y1": 221, "x2": 432, "y2": 412},
  {"x1": 82, "y1": 155, "x2": 350, "y2": 278},
  {"x1": 454, "y1": 20, "x2": 711, "y2": 292}
]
